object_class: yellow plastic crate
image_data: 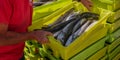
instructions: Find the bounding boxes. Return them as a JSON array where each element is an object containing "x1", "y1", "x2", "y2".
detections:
[
  {"x1": 47, "y1": 9, "x2": 112, "y2": 60},
  {"x1": 47, "y1": 24, "x2": 108, "y2": 60}
]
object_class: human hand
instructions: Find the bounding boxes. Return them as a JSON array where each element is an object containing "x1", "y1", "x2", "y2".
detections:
[
  {"x1": 80, "y1": 0, "x2": 92, "y2": 11},
  {"x1": 30, "y1": 30, "x2": 53, "y2": 44}
]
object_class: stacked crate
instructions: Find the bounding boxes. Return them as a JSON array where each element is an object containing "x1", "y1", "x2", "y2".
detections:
[
  {"x1": 91, "y1": 0, "x2": 120, "y2": 60},
  {"x1": 106, "y1": 9, "x2": 120, "y2": 60}
]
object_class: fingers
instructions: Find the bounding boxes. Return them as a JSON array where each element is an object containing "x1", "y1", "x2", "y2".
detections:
[
  {"x1": 81, "y1": 0, "x2": 93, "y2": 11},
  {"x1": 32, "y1": 30, "x2": 52, "y2": 44},
  {"x1": 45, "y1": 31, "x2": 53, "y2": 36},
  {"x1": 34, "y1": 34, "x2": 50, "y2": 44},
  {"x1": 39, "y1": 31, "x2": 52, "y2": 44},
  {"x1": 88, "y1": 0, "x2": 93, "y2": 7},
  {"x1": 85, "y1": 4, "x2": 92, "y2": 11},
  {"x1": 38, "y1": 37, "x2": 50, "y2": 44}
]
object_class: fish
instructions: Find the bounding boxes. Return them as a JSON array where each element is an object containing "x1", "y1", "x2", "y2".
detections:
[
  {"x1": 64, "y1": 11, "x2": 80, "y2": 21},
  {"x1": 53, "y1": 30, "x2": 61, "y2": 38},
  {"x1": 56, "y1": 31, "x2": 66, "y2": 45},
  {"x1": 85, "y1": 20, "x2": 97, "y2": 32},
  {"x1": 42, "y1": 11, "x2": 82, "y2": 33},
  {"x1": 55, "y1": 12, "x2": 99, "y2": 46},
  {"x1": 65, "y1": 20, "x2": 94, "y2": 46},
  {"x1": 57, "y1": 18, "x2": 81, "y2": 45},
  {"x1": 42, "y1": 10, "x2": 81, "y2": 32},
  {"x1": 42, "y1": 17, "x2": 76, "y2": 33},
  {"x1": 72, "y1": 18, "x2": 87, "y2": 33}
]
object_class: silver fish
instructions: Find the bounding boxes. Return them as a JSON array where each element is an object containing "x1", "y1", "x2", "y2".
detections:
[
  {"x1": 56, "y1": 31, "x2": 65, "y2": 44},
  {"x1": 53, "y1": 30, "x2": 61, "y2": 38},
  {"x1": 43, "y1": 18, "x2": 76, "y2": 33},
  {"x1": 65, "y1": 20, "x2": 94, "y2": 46},
  {"x1": 72, "y1": 18, "x2": 87, "y2": 33},
  {"x1": 57, "y1": 19, "x2": 80, "y2": 45},
  {"x1": 65, "y1": 11, "x2": 80, "y2": 21}
]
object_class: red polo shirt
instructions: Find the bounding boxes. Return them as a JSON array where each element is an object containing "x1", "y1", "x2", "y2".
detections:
[{"x1": 0, "y1": 0, "x2": 32, "y2": 60}]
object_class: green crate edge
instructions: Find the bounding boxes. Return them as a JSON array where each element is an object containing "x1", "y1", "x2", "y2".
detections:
[
  {"x1": 108, "y1": 45, "x2": 120, "y2": 60},
  {"x1": 107, "y1": 37, "x2": 120, "y2": 53},
  {"x1": 87, "y1": 46, "x2": 108, "y2": 60}
]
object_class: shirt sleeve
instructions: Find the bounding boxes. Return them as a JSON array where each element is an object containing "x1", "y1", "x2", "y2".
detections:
[{"x1": 0, "y1": 0, "x2": 12, "y2": 25}]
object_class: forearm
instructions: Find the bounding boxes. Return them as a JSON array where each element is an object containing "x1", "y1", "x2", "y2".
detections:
[{"x1": 0, "y1": 31, "x2": 33, "y2": 46}]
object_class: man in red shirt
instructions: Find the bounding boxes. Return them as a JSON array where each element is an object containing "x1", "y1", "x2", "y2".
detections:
[
  {"x1": 0, "y1": 0, "x2": 92, "y2": 60},
  {"x1": 0, "y1": 0, "x2": 52, "y2": 60}
]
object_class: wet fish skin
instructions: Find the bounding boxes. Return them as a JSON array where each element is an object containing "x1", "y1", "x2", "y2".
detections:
[
  {"x1": 72, "y1": 18, "x2": 87, "y2": 33},
  {"x1": 42, "y1": 12, "x2": 82, "y2": 33},
  {"x1": 42, "y1": 12, "x2": 81, "y2": 33},
  {"x1": 53, "y1": 30, "x2": 61, "y2": 38},
  {"x1": 65, "y1": 11, "x2": 80, "y2": 21},
  {"x1": 64, "y1": 34, "x2": 73, "y2": 46},
  {"x1": 56, "y1": 31, "x2": 65, "y2": 45},
  {"x1": 65, "y1": 20, "x2": 94, "y2": 46},
  {"x1": 76, "y1": 20, "x2": 93, "y2": 36},
  {"x1": 56, "y1": 17, "x2": 81, "y2": 45},
  {"x1": 61, "y1": 19, "x2": 80, "y2": 34},
  {"x1": 42, "y1": 12, "x2": 99, "y2": 31},
  {"x1": 42, "y1": 17, "x2": 77, "y2": 33},
  {"x1": 53, "y1": 14, "x2": 83, "y2": 45}
]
